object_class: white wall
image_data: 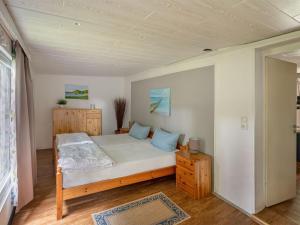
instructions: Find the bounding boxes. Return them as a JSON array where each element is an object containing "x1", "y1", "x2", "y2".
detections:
[
  {"x1": 126, "y1": 48, "x2": 256, "y2": 213},
  {"x1": 125, "y1": 31, "x2": 300, "y2": 214},
  {"x1": 131, "y1": 66, "x2": 215, "y2": 156},
  {"x1": 214, "y1": 48, "x2": 255, "y2": 213},
  {"x1": 33, "y1": 74, "x2": 125, "y2": 149}
]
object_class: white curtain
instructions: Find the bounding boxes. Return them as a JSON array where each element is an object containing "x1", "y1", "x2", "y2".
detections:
[
  {"x1": 10, "y1": 49, "x2": 17, "y2": 207},
  {"x1": 14, "y1": 42, "x2": 36, "y2": 211}
]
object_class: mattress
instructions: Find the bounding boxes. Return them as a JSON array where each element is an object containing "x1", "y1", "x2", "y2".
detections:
[{"x1": 62, "y1": 136, "x2": 176, "y2": 188}]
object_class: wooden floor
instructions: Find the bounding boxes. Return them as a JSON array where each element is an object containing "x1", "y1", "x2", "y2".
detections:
[
  {"x1": 255, "y1": 177, "x2": 300, "y2": 225},
  {"x1": 13, "y1": 149, "x2": 257, "y2": 225}
]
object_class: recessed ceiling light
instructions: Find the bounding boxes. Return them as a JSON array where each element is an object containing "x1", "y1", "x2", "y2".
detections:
[{"x1": 74, "y1": 22, "x2": 81, "y2": 26}]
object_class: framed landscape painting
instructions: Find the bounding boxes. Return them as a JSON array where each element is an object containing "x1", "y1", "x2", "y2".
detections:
[
  {"x1": 65, "y1": 84, "x2": 88, "y2": 100},
  {"x1": 149, "y1": 88, "x2": 170, "y2": 116}
]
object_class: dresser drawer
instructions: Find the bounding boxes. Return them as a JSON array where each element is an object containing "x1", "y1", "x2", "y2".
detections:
[
  {"x1": 176, "y1": 155, "x2": 194, "y2": 171},
  {"x1": 86, "y1": 113, "x2": 101, "y2": 119},
  {"x1": 176, "y1": 166, "x2": 195, "y2": 186},
  {"x1": 87, "y1": 109, "x2": 100, "y2": 114}
]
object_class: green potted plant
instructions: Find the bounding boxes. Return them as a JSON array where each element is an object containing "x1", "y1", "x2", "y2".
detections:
[{"x1": 57, "y1": 99, "x2": 67, "y2": 108}]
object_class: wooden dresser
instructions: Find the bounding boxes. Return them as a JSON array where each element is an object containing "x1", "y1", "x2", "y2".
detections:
[
  {"x1": 176, "y1": 151, "x2": 212, "y2": 199},
  {"x1": 53, "y1": 108, "x2": 102, "y2": 139}
]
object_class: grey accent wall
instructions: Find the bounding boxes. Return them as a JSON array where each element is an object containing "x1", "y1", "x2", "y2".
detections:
[{"x1": 131, "y1": 66, "x2": 214, "y2": 156}]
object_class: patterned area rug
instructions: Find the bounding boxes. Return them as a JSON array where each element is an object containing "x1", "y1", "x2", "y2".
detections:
[{"x1": 92, "y1": 192, "x2": 190, "y2": 225}]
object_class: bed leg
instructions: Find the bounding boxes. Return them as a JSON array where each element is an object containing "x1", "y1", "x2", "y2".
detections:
[
  {"x1": 56, "y1": 167, "x2": 63, "y2": 220},
  {"x1": 53, "y1": 141, "x2": 58, "y2": 175}
]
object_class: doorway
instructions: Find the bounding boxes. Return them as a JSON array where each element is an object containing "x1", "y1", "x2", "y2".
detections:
[{"x1": 256, "y1": 50, "x2": 300, "y2": 224}]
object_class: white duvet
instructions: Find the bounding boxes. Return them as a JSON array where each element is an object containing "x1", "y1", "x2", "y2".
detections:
[
  {"x1": 91, "y1": 133, "x2": 145, "y2": 146},
  {"x1": 56, "y1": 132, "x2": 93, "y2": 148},
  {"x1": 58, "y1": 142, "x2": 114, "y2": 171}
]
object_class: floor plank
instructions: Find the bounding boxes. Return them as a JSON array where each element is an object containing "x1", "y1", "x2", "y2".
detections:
[
  {"x1": 255, "y1": 177, "x2": 300, "y2": 225},
  {"x1": 13, "y1": 149, "x2": 257, "y2": 225}
]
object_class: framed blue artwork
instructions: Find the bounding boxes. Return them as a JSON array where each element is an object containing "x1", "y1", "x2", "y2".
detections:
[{"x1": 149, "y1": 88, "x2": 170, "y2": 116}]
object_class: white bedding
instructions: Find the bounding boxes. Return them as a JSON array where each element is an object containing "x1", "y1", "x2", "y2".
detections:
[
  {"x1": 56, "y1": 132, "x2": 93, "y2": 148},
  {"x1": 62, "y1": 136, "x2": 176, "y2": 188},
  {"x1": 91, "y1": 134, "x2": 146, "y2": 146},
  {"x1": 58, "y1": 142, "x2": 114, "y2": 171}
]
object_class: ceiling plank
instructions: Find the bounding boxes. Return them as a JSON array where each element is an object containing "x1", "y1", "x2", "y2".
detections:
[{"x1": 4, "y1": 0, "x2": 300, "y2": 76}]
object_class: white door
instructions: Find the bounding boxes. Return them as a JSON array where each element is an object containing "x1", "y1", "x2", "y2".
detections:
[{"x1": 265, "y1": 57, "x2": 297, "y2": 206}]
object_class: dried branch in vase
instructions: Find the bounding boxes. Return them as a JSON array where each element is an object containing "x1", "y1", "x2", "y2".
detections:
[{"x1": 114, "y1": 98, "x2": 126, "y2": 131}]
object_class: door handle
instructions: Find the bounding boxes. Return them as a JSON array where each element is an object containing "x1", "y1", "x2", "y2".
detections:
[{"x1": 293, "y1": 125, "x2": 300, "y2": 133}]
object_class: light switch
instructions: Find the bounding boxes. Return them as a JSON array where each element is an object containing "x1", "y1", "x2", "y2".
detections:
[{"x1": 241, "y1": 116, "x2": 248, "y2": 130}]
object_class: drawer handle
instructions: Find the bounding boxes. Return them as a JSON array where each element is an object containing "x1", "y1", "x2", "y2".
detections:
[
  {"x1": 179, "y1": 160, "x2": 187, "y2": 165},
  {"x1": 178, "y1": 159, "x2": 193, "y2": 166},
  {"x1": 183, "y1": 172, "x2": 192, "y2": 176}
]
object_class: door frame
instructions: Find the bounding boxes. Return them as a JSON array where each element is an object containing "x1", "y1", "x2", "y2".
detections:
[{"x1": 260, "y1": 43, "x2": 299, "y2": 211}]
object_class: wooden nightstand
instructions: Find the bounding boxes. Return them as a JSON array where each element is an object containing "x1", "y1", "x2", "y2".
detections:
[
  {"x1": 176, "y1": 151, "x2": 212, "y2": 199},
  {"x1": 115, "y1": 128, "x2": 130, "y2": 134},
  {"x1": 120, "y1": 128, "x2": 129, "y2": 133}
]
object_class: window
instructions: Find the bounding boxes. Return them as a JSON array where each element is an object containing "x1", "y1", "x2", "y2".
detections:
[{"x1": 0, "y1": 50, "x2": 12, "y2": 191}]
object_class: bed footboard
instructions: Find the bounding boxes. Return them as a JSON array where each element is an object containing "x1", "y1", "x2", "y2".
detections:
[{"x1": 55, "y1": 165, "x2": 175, "y2": 220}]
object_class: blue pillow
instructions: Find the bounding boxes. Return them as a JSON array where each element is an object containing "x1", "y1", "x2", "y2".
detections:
[
  {"x1": 151, "y1": 129, "x2": 180, "y2": 151},
  {"x1": 129, "y1": 122, "x2": 150, "y2": 140}
]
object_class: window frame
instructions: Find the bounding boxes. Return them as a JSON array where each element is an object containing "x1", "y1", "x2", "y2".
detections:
[{"x1": 0, "y1": 45, "x2": 13, "y2": 211}]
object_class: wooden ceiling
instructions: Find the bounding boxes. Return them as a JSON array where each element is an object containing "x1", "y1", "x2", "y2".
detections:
[{"x1": 5, "y1": 0, "x2": 300, "y2": 76}]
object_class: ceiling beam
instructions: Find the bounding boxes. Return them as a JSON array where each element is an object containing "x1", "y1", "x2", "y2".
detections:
[{"x1": 0, "y1": 0, "x2": 31, "y2": 59}]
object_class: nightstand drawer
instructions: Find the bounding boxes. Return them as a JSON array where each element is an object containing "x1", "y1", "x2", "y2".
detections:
[
  {"x1": 176, "y1": 155, "x2": 194, "y2": 171},
  {"x1": 177, "y1": 180, "x2": 195, "y2": 196},
  {"x1": 177, "y1": 175, "x2": 195, "y2": 189},
  {"x1": 177, "y1": 166, "x2": 195, "y2": 186}
]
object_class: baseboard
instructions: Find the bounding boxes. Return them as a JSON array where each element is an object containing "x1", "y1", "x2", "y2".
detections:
[
  {"x1": 7, "y1": 206, "x2": 16, "y2": 225},
  {"x1": 213, "y1": 192, "x2": 268, "y2": 225},
  {"x1": 250, "y1": 215, "x2": 269, "y2": 225}
]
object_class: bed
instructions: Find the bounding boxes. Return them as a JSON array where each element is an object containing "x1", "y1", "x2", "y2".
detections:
[{"x1": 54, "y1": 133, "x2": 183, "y2": 220}]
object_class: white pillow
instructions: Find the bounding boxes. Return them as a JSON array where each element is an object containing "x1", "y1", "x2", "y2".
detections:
[{"x1": 56, "y1": 133, "x2": 93, "y2": 148}]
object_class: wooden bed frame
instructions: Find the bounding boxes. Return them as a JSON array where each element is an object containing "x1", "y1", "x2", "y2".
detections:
[{"x1": 54, "y1": 132, "x2": 183, "y2": 220}]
